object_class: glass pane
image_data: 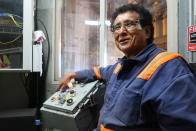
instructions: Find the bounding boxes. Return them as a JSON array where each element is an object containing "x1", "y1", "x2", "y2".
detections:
[
  {"x1": 106, "y1": 0, "x2": 167, "y2": 65},
  {"x1": 0, "y1": 0, "x2": 23, "y2": 69},
  {"x1": 106, "y1": 0, "x2": 127, "y2": 65},
  {"x1": 55, "y1": 0, "x2": 100, "y2": 80}
]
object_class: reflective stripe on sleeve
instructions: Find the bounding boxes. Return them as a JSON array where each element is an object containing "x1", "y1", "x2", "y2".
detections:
[
  {"x1": 100, "y1": 124, "x2": 114, "y2": 131},
  {"x1": 113, "y1": 63, "x2": 122, "y2": 74},
  {"x1": 137, "y1": 52, "x2": 182, "y2": 80},
  {"x1": 93, "y1": 66, "x2": 101, "y2": 80}
]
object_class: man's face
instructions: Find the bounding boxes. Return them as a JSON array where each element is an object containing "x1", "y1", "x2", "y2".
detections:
[{"x1": 113, "y1": 11, "x2": 150, "y2": 58}]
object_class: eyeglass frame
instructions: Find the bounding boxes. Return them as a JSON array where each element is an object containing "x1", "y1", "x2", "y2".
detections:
[{"x1": 110, "y1": 19, "x2": 141, "y2": 33}]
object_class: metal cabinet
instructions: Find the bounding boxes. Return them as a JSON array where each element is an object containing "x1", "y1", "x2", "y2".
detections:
[{"x1": 0, "y1": 0, "x2": 34, "y2": 71}]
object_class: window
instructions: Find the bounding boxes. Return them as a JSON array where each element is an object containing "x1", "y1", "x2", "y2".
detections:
[
  {"x1": 54, "y1": 0, "x2": 100, "y2": 81},
  {"x1": 53, "y1": 0, "x2": 167, "y2": 81},
  {"x1": 106, "y1": 0, "x2": 127, "y2": 65}
]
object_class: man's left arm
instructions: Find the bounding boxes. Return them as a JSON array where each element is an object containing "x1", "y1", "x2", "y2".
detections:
[{"x1": 157, "y1": 73, "x2": 196, "y2": 131}]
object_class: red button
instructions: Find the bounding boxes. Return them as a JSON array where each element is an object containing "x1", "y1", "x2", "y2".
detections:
[{"x1": 70, "y1": 90, "x2": 75, "y2": 94}]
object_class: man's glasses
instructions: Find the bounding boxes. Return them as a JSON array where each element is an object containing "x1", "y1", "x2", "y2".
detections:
[{"x1": 111, "y1": 20, "x2": 141, "y2": 34}]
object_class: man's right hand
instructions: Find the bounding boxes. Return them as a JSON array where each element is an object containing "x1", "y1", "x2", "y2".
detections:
[{"x1": 56, "y1": 72, "x2": 76, "y2": 91}]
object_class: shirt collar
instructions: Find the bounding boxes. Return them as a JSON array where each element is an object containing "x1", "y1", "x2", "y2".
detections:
[{"x1": 117, "y1": 43, "x2": 157, "y2": 64}]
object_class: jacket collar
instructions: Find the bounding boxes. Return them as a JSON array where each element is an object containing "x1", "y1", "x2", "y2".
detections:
[{"x1": 117, "y1": 43, "x2": 157, "y2": 64}]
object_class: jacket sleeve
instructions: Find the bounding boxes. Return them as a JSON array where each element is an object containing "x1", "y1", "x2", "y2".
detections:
[
  {"x1": 75, "y1": 64, "x2": 117, "y2": 83},
  {"x1": 157, "y1": 72, "x2": 196, "y2": 131}
]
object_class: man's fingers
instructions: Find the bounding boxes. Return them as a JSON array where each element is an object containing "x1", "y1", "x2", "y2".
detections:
[
  {"x1": 56, "y1": 81, "x2": 70, "y2": 91},
  {"x1": 56, "y1": 73, "x2": 76, "y2": 92},
  {"x1": 56, "y1": 83, "x2": 65, "y2": 91}
]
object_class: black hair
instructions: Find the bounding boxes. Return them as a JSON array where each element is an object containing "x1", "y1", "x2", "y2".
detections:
[{"x1": 111, "y1": 4, "x2": 154, "y2": 44}]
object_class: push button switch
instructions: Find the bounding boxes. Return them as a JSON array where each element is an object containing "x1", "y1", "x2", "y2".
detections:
[
  {"x1": 67, "y1": 98, "x2": 74, "y2": 106},
  {"x1": 69, "y1": 90, "x2": 76, "y2": 97}
]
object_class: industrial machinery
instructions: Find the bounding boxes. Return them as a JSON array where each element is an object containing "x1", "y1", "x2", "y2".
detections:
[{"x1": 41, "y1": 80, "x2": 105, "y2": 131}]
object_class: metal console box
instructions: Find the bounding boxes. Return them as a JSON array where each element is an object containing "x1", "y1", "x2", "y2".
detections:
[{"x1": 41, "y1": 81, "x2": 100, "y2": 131}]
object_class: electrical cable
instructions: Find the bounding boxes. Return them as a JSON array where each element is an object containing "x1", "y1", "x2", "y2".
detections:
[
  {"x1": 0, "y1": 13, "x2": 23, "y2": 45},
  {"x1": 8, "y1": 15, "x2": 23, "y2": 28},
  {"x1": 0, "y1": 35, "x2": 22, "y2": 45},
  {"x1": 0, "y1": 13, "x2": 23, "y2": 19},
  {"x1": 34, "y1": 0, "x2": 38, "y2": 30},
  {"x1": 0, "y1": 13, "x2": 23, "y2": 28}
]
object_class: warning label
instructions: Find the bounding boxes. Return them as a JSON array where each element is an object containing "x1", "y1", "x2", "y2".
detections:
[{"x1": 188, "y1": 25, "x2": 196, "y2": 51}]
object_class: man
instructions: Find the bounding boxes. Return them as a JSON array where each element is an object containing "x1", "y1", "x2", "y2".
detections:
[{"x1": 57, "y1": 4, "x2": 196, "y2": 131}]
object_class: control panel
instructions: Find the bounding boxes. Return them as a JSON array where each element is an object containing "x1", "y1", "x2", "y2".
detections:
[{"x1": 42, "y1": 80, "x2": 99, "y2": 114}]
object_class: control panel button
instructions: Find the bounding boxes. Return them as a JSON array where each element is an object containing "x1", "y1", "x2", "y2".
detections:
[
  {"x1": 67, "y1": 98, "x2": 74, "y2": 106},
  {"x1": 70, "y1": 90, "x2": 75, "y2": 94},
  {"x1": 58, "y1": 98, "x2": 66, "y2": 104},
  {"x1": 69, "y1": 90, "x2": 76, "y2": 97},
  {"x1": 50, "y1": 96, "x2": 56, "y2": 102}
]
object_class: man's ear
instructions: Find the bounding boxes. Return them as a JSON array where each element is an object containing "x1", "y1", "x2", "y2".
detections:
[{"x1": 143, "y1": 25, "x2": 151, "y2": 39}]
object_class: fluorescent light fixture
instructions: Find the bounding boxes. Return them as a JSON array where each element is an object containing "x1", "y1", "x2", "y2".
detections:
[
  {"x1": 85, "y1": 20, "x2": 111, "y2": 26},
  {"x1": 85, "y1": 20, "x2": 99, "y2": 26}
]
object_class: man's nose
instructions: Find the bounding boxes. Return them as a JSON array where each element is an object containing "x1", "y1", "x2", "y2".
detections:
[
  {"x1": 118, "y1": 25, "x2": 128, "y2": 35},
  {"x1": 119, "y1": 25, "x2": 128, "y2": 33}
]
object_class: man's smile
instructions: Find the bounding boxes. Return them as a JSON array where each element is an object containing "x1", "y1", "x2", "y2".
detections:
[{"x1": 119, "y1": 38, "x2": 130, "y2": 44}]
